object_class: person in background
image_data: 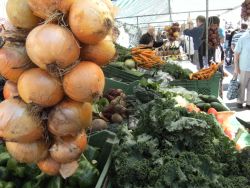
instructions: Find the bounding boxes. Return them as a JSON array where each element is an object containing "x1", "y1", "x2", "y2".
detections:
[
  {"x1": 139, "y1": 26, "x2": 164, "y2": 48},
  {"x1": 225, "y1": 28, "x2": 239, "y2": 66},
  {"x1": 225, "y1": 30, "x2": 233, "y2": 66},
  {"x1": 161, "y1": 31, "x2": 167, "y2": 40},
  {"x1": 156, "y1": 28, "x2": 162, "y2": 43},
  {"x1": 234, "y1": 30, "x2": 250, "y2": 109},
  {"x1": 231, "y1": 23, "x2": 248, "y2": 51},
  {"x1": 182, "y1": 15, "x2": 206, "y2": 69}
]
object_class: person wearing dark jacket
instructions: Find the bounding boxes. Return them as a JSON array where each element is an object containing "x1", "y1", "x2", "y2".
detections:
[
  {"x1": 182, "y1": 15, "x2": 206, "y2": 69},
  {"x1": 139, "y1": 26, "x2": 163, "y2": 48}
]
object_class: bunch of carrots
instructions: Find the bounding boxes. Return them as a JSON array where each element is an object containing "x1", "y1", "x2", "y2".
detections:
[
  {"x1": 189, "y1": 61, "x2": 222, "y2": 80},
  {"x1": 131, "y1": 47, "x2": 164, "y2": 69}
]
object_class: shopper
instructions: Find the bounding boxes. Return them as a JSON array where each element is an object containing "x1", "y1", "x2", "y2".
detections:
[
  {"x1": 234, "y1": 30, "x2": 250, "y2": 109},
  {"x1": 182, "y1": 15, "x2": 206, "y2": 69},
  {"x1": 225, "y1": 28, "x2": 239, "y2": 66},
  {"x1": 139, "y1": 26, "x2": 164, "y2": 48},
  {"x1": 225, "y1": 30, "x2": 233, "y2": 65},
  {"x1": 231, "y1": 23, "x2": 248, "y2": 51}
]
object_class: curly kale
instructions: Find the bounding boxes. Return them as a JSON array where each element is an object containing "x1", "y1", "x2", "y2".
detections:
[
  {"x1": 237, "y1": 147, "x2": 250, "y2": 180},
  {"x1": 111, "y1": 99, "x2": 250, "y2": 188}
]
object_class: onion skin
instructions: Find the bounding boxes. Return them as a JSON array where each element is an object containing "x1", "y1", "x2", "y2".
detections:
[
  {"x1": 6, "y1": 140, "x2": 49, "y2": 163},
  {"x1": 18, "y1": 68, "x2": 64, "y2": 107},
  {"x1": 26, "y1": 24, "x2": 80, "y2": 71},
  {"x1": 59, "y1": 0, "x2": 76, "y2": 14},
  {"x1": 3, "y1": 80, "x2": 19, "y2": 99},
  {"x1": 50, "y1": 131, "x2": 87, "y2": 163},
  {"x1": 37, "y1": 156, "x2": 60, "y2": 176},
  {"x1": 69, "y1": 0, "x2": 114, "y2": 44},
  {"x1": 63, "y1": 61, "x2": 105, "y2": 102},
  {"x1": 7, "y1": 0, "x2": 40, "y2": 29},
  {"x1": 0, "y1": 98, "x2": 43, "y2": 143},
  {"x1": 80, "y1": 35, "x2": 116, "y2": 66},
  {"x1": 28, "y1": 0, "x2": 76, "y2": 19},
  {"x1": 48, "y1": 99, "x2": 92, "y2": 137},
  {"x1": 59, "y1": 161, "x2": 78, "y2": 179},
  {"x1": 0, "y1": 45, "x2": 32, "y2": 83},
  {"x1": 102, "y1": 0, "x2": 117, "y2": 18}
]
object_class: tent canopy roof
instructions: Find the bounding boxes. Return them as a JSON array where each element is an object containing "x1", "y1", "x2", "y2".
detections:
[{"x1": 113, "y1": 0, "x2": 243, "y2": 28}]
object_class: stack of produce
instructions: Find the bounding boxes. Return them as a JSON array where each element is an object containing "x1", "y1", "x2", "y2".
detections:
[
  {"x1": 110, "y1": 83, "x2": 250, "y2": 188},
  {"x1": 241, "y1": 0, "x2": 250, "y2": 21},
  {"x1": 161, "y1": 63, "x2": 192, "y2": 80},
  {"x1": 0, "y1": 0, "x2": 116, "y2": 179},
  {"x1": 208, "y1": 24, "x2": 220, "y2": 48},
  {"x1": 92, "y1": 89, "x2": 128, "y2": 131},
  {"x1": 194, "y1": 94, "x2": 228, "y2": 113},
  {"x1": 189, "y1": 62, "x2": 221, "y2": 80},
  {"x1": 0, "y1": 141, "x2": 100, "y2": 188},
  {"x1": 131, "y1": 47, "x2": 164, "y2": 69},
  {"x1": 158, "y1": 42, "x2": 181, "y2": 58},
  {"x1": 164, "y1": 22, "x2": 180, "y2": 42}
]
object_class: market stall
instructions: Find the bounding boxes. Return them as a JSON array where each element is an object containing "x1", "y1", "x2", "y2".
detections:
[{"x1": 0, "y1": 0, "x2": 249, "y2": 187}]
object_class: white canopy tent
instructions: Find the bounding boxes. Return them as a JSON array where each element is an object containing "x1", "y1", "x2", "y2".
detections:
[{"x1": 113, "y1": 0, "x2": 243, "y2": 29}]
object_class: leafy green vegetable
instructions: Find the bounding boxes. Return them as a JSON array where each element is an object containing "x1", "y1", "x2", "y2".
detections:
[
  {"x1": 115, "y1": 43, "x2": 132, "y2": 62},
  {"x1": 68, "y1": 156, "x2": 99, "y2": 188},
  {"x1": 111, "y1": 97, "x2": 250, "y2": 187},
  {"x1": 92, "y1": 98, "x2": 109, "y2": 114},
  {"x1": 161, "y1": 63, "x2": 192, "y2": 80}
]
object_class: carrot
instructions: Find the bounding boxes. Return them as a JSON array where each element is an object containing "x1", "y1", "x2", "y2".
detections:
[
  {"x1": 138, "y1": 54, "x2": 150, "y2": 63},
  {"x1": 132, "y1": 56, "x2": 142, "y2": 63}
]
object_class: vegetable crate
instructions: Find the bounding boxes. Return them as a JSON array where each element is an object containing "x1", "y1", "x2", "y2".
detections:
[
  {"x1": 88, "y1": 130, "x2": 116, "y2": 188},
  {"x1": 102, "y1": 65, "x2": 144, "y2": 83},
  {"x1": 104, "y1": 78, "x2": 139, "y2": 95},
  {"x1": 169, "y1": 72, "x2": 221, "y2": 97}
]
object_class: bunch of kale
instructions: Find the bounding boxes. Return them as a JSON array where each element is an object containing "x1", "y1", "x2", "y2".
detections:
[{"x1": 111, "y1": 98, "x2": 250, "y2": 188}]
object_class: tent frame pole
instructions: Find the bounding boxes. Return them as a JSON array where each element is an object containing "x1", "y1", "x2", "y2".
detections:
[
  {"x1": 168, "y1": 0, "x2": 172, "y2": 21},
  {"x1": 205, "y1": 0, "x2": 209, "y2": 66}
]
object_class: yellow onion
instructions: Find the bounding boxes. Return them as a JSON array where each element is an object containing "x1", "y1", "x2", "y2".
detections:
[
  {"x1": 7, "y1": 0, "x2": 40, "y2": 29},
  {"x1": 0, "y1": 98, "x2": 43, "y2": 143},
  {"x1": 28, "y1": 0, "x2": 76, "y2": 19},
  {"x1": 101, "y1": 0, "x2": 118, "y2": 18},
  {"x1": 50, "y1": 131, "x2": 87, "y2": 163},
  {"x1": 63, "y1": 61, "x2": 105, "y2": 102},
  {"x1": 69, "y1": 0, "x2": 114, "y2": 44},
  {"x1": 48, "y1": 99, "x2": 92, "y2": 136},
  {"x1": 3, "y1": 80, "x2": 19, "y2": 99},
  {"x1": 26, "y1": 24, "x2": 80, "y2": 71},
  {"x1": 80, "y1": 35, "x2": 116, "y2": 66},
  {"x1": 59, "y1": 161, "x2": 79, "y2": 179},
  {"x1": 18, "y1": 68, "x2": 64, "y2": 107},
  {"x1": 6, "y1": 140, "x2": 49, "y2": 163},
  {"x1": 0, "y1": 44, "x2": 32, "y2": 83},
  {"x1": 37, "y1": 156, "x2": 61, "y2": 176}
]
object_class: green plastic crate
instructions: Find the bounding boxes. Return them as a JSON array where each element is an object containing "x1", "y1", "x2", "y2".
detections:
[
  {"x1": 87, "y1": 130, "x2": 116, "y2": 188},
  {"x1": 103, "y1": 65, "x2": 144, "y2": 83},
  {"x1": 169, "y1": 72, "x2": 222, "y2": 97},
  {"x1": 104, "y1": 78, "x2": 139, "y2": 95}
]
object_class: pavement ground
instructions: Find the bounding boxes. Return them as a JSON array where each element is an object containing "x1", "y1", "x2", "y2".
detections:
[{"x1": 222, "y1": 63, "x2": 250, "y2": 127}]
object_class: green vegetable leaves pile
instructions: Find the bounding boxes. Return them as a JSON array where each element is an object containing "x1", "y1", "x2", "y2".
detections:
[
  {"x1": 111, "y1": 98, "x2": 250, "y2": 188},
  {"x1": 161, "y1": 63, "x2": 192, "y2": 80},
  {"x1": 0, "y1": 144, "x2": 100, "y2": 188}
]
